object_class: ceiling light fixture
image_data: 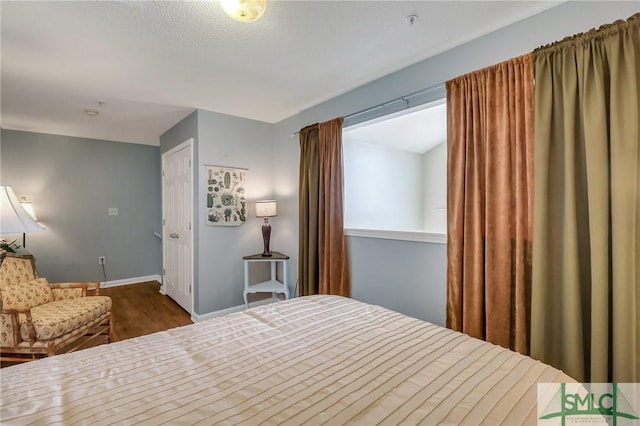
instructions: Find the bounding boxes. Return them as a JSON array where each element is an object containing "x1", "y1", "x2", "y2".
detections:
[
  {"x1": 84, "y1": 100, "x2": 104, "y2": 117},
  {"x1": 221, "y1": 0, "x2": 266, "y2": 23}
]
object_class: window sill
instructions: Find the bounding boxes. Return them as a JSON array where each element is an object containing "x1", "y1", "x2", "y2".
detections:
[{"x1": 344, "y1": 228, "x2": 446, "y2": 244}]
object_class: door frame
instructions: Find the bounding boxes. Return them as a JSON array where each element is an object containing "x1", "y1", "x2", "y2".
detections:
[{"x1": 161, "y1": 138, "x2": 194, "y2": 316}]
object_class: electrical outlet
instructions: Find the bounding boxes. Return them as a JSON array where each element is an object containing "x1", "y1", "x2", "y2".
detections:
[{"x1": 98, "y1": 256, "x2": 106, "y2": 265}]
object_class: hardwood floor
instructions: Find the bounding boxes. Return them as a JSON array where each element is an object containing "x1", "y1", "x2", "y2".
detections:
[{"x1": 101, "y1": 281, "x2": 193, "y2": 342}]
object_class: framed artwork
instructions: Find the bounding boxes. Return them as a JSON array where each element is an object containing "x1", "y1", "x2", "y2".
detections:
[{"x1": 205, "y1": 165, "x2": 247, "y2": 226}]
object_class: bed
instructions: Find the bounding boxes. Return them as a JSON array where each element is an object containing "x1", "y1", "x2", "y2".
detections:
[{"x1": 0, "y1": 295, "x2": 573, "y2": 425}]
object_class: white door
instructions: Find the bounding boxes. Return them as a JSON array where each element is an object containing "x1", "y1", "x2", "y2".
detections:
[{"x1": 162, "y1": 140, "x2": 193, "y2": 314}]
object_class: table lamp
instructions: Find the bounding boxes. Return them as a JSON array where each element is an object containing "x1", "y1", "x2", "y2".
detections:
[{"x1": 255, "y1": 200, "x2": 277, "y2": 257}]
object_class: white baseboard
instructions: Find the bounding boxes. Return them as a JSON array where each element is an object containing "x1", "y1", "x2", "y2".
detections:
[
  {"x1": 191, "y1": 297, "x2": 281, "y2": 322},
  {"x1": 101, "y1": 274, "x2": 163, "y2": 288}
]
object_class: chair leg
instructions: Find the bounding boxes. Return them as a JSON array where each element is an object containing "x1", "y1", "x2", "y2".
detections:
[
  {"x1": 107, "y1": 314, "x2": 113, "y2": 343},
  {"x1": 47, "y1": 342, "x2": 55, "y2": 357}
]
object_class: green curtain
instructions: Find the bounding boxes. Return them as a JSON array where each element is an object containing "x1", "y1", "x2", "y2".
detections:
[
  {"x1": 298, "y1": 118, "x2": 350, "y2": 297},
  {"x1": 531, "y1": 14, "x2": 639, "y2": 382},
  {"x1": 298, "y1": 124, "x2": 320, "y2": 296}
]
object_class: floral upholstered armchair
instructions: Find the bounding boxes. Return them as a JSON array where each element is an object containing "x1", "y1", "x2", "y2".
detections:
[{"x1": 0, "y1": 253, "x2": 112, "y2": 362}]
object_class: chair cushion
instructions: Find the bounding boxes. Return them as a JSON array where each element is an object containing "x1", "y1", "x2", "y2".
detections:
[
  {"x1": 20, "y1": 296, "x2": 112, "y2": 341},
  {"x1": 51, "y1": 287, "x2": 84, "y2": 301},
  {"x1": 0, "y1": 257, "x2": 36, "y2": 287},
  {"x1": 1, "y1": 278, "x2": 52, "y2": 310}
]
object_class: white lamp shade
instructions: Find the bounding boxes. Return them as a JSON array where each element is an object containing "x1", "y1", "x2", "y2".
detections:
[
  {"x1": 0, "y1": 185, "x2": 45, "y2": 234},
  {"x1": 255, "y1": 200, "x2": 277, "y2": 217},
  {"x1": 20, "y1": 200, "x2": 37, "y2": 221}
]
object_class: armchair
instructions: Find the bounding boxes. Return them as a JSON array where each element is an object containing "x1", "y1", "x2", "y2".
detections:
[{"x1": 0, "y1": 253, "x2": 112, "y2": 362}]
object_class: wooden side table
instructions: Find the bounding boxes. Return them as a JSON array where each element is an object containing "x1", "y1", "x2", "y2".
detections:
[{"x1": 243, "y1": 252, "x2": 289, "y2": 309}]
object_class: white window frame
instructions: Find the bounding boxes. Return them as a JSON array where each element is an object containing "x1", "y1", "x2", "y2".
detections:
[{"x1": 342, "y1": 88, "x2": 448, "y2": 244}]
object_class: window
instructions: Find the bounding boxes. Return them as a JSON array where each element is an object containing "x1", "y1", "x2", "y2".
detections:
[{"x1": 343, "y1": 98, "x2": 447, "y2": 243}]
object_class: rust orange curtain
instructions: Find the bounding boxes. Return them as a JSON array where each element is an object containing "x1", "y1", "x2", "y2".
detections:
[
  {"x1": 446, "y1": 54, "x2": 534, "y2": 354},
  {"x1": 318, "y1": 118, "x2": 349, "y2": 296},
  {"x1": 299, "y1": 117, "x2": 349, "y2": 297}
]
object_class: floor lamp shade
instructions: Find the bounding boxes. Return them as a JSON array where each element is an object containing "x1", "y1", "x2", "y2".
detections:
[
  {"x1": 0, "y1": 185, "x2": 45, "y2": 234},
  {"x1": 256, "y1": 200, "x2": 277, "y2": 257},
  {"x1": 20, "y1": 199, "x2": 37, "y2": 221}
]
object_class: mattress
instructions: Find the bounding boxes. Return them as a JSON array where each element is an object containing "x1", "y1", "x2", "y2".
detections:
[{"x1": 0, "y1": 295, "x2": 573, "y2": 425}]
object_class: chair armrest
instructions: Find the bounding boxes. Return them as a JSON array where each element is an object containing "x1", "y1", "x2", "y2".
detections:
[
  {"x1": 1, "y1": 306, "x2": 31, "y2": 315},
  {"x1": 86, "y1": 282, "x2": 101, "y2": 293},
  {"x1": 1, "y1": 307, "x2": 36, "y2": 344}
]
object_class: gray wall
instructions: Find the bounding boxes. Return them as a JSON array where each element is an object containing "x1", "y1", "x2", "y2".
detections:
[
  {"x1": 160, "y1": 110, "x2": 198, "y2": 154},
  {"x1": 196, "y1": 110, "x2": 274, "y2": 313},
  {"x1": 272, "y1": 1, "x2": 639, "y2": 325},
  {"x1": 0, "y1": 129, "x2": 162, "y2": 283},
  {"x1": 159, "y1": 110, "x2": 199, "y2": 303},
  {"x1": 161, "y1": 109, "x2": 274, "y2": 314},
  {"x1": 4, "y1": 1, "x2": 634, "y2": 321},
  {"x1": 348, "y1": 236, "x2": 446, "y2": 326}
]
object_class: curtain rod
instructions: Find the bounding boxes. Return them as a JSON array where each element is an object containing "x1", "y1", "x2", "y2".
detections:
[
  {"x1": 291, "y1": 82, "x2": 445, "y2": 138},
  {"x1": 344, "y1": 82, "x2": 445, "y2": 121}
]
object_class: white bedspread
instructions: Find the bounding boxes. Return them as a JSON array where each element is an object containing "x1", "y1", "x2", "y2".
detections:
[{"x1": 0, "y1": 295, "x2": 573, "y2": 425}]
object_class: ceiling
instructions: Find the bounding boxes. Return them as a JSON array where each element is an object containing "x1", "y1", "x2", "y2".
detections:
[
  {"x1": 0, "y1": 1, "x2": 564, "y2": 146},
  {"x1": 344, "y1": 101, "x2": 446, "y2": 154}
]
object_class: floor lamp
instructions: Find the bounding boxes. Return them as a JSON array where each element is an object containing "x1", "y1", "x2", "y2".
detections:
[
  {"x1": 19, "y1": 197, "x2": 40, "y2": 247},
  {"x1": 0, "y1": 185, "x2": 45, "y2": 250}
]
